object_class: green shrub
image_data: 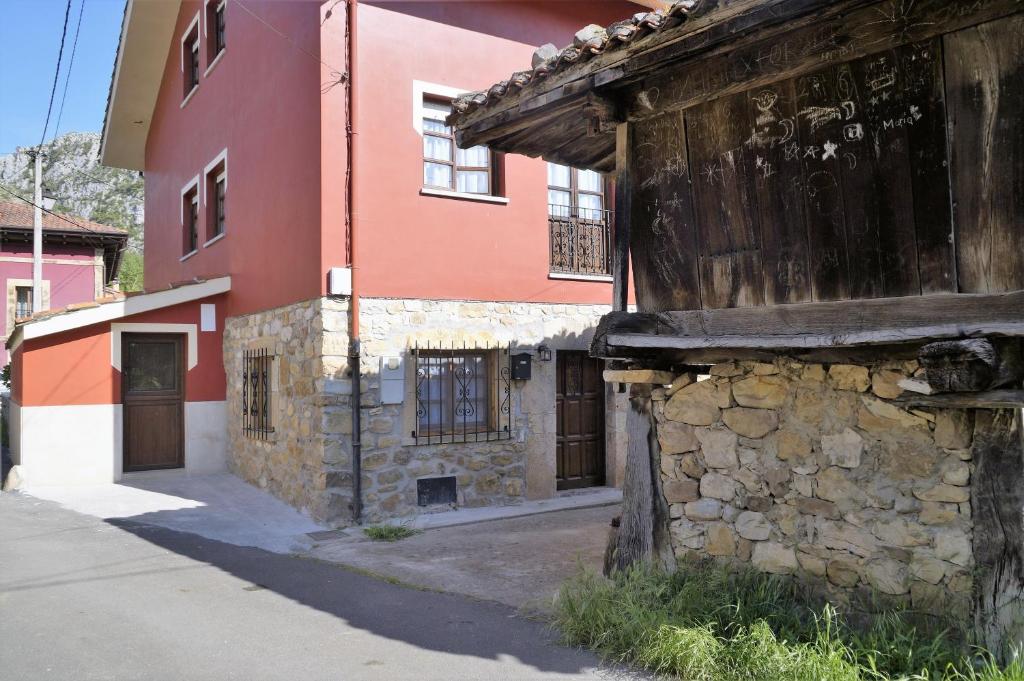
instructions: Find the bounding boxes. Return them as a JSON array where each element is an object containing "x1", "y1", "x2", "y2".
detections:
[
  {"x1": 553, "y1": 562, "x2": 1018, "y2": 680},
  {"x1": 363, "y1": 525, "x2": 421, "y2": 542}
]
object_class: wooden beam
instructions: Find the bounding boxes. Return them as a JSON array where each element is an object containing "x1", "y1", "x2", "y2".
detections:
[
  {"x1": 591, "y1": 291, "x2": 1024, "y2": 358},
  {"x1": 612, "y1": 122, "x2": 632, "y2": 312},
  {"x1": 919, "y1": 339, "x2": 1023, "y2": 393},
  {"x1": 893, "y1": 390, "x2": 1024, "y2": 409}
]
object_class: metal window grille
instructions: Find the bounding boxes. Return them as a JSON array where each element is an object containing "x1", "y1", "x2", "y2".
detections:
[
  {"x1": 242, "y1": 348, "x2": 273, "y2": 439},
  {"x1": 548, "y1": 205, "x2": 612, "y2": 276},
  {"x1": 412, "y1": 342, "x2": 512, "y2": 445}
]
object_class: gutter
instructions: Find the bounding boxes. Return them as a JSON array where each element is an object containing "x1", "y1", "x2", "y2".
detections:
[{"x1": 346, "y1": 0, "x2": 363, "y2": 525}]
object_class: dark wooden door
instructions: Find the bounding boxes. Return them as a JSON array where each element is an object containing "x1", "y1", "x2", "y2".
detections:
[
  {"x1": 556, "y1": 351, "x2": 606, "y2": 490},
  {"x1": 122, "y1": 334, "x2": 184, "y2": 471}
]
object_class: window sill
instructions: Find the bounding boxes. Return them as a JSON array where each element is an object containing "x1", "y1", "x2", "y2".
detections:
[
  {"x1": 180, "y1": 85, "x2": 198, "y2": 109},
  {"x1": 204, "y1": 49, "x2": 225, "y2": 77},
  {"x1": 203, "y1": 233, "x2": 226, "y2": 248},
  {"x1": 403, "y1": 432, "x2": 512, "y2": 447},
  {"x1": 548, "y1": 272, "x2": 613, "y2": 283},
  {"x1": 180, "y1": 249, "x2": 199, "y2": 262},
  {"x1": 419, "y1": 187, "x2": 509, "y2": 205}
]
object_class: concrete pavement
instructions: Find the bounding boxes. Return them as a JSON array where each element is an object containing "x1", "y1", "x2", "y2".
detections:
[{"x1": 0, "y1": 493, "x2": 626, "y2": 681}]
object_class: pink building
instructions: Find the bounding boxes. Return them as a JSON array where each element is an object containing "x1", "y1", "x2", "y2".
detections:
[
  {"x1": 0, "y1": 201, "x2": 127, "y2": 364},
  {"x1": 7, "y1": 0, "x2": 655, "y2": 525}
]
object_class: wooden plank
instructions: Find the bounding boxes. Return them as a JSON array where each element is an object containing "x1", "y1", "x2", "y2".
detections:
[
  {"x1": 743, "y1": 79, "x2": 812, "y2": 304},
  {"x1": 685, "y1": 92, "x2": 765, "y2": 308},
  {"x1": 899, "y1": 38, "x2": 956, "y2": 293},
  {"x1": 893, "y1": 390, "x2": 1024, "y2": 409},
  {"x1": 627, "y1": 0, "x2": 1023, "y2": 121},
  {"x1": 628, "y1": 112, "x2": 702, "y2": 312},
  {"x1": 793, "y1": 65, "x2": 851, "y2": 301},
  {"x1": 613, "y1": 122, "x2": 631, "y2": 312},
  {"x1": 945, "y1": 16, "x2": 1024, "y2": 294},
  {"x1": 847, "y1": 49, "x2": 920, "y2": 297},
  {"x1": 590, "y1": 290, "x2": 1024, "y2": 355}
]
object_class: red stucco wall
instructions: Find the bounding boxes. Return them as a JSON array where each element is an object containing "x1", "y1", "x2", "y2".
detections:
[
  {"x1": 143, "y1": 0, "x2": 323, "y2": 316},
  {"x1": 143, "y1": 1, "x2": 637, "y2": 316},
  {"x1": 15, "y1": 295, "x2": 227, "y2": 407}
]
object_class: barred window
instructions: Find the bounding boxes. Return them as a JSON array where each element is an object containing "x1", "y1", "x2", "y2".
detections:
[
  {"x1": 243, "y1": 348, "x2": 274, "y2": 439},
  {"x1": 413, "y1": 344, "x2": 511, "y2": 444}
]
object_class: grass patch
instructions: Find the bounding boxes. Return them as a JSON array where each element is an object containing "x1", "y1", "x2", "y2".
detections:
[
  {"x1": 363, "y1": 524, "x2": 421, "y2": 542},
  {"x1": 553, "y1": 561, "x2": 1022, "y2": 680}
]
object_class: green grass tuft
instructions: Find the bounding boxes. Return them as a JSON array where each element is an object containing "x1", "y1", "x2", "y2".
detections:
[
  {"x1": 552, "y1": 561, "x2": 1019, "y2": 680},
  {"x1": 362, "y1": 524, "x2": 421, "y2": 542}
]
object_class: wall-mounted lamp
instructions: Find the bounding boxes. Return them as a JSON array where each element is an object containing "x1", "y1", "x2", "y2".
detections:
[{"x1": 536, "y1": 344, "x2": 552, "y2": 362}]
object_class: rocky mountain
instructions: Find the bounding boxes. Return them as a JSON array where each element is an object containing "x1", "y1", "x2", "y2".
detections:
[{"x1": 0, "y1": 132, "x2": 144, "y2": 289}]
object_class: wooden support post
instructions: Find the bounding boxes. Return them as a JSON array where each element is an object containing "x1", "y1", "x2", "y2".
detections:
[
  {"x1": 972, "y1": 409, "x2": 1024, "y2": 661},
  {"x1": 605, "y1": 384, "x2": 675, "y2": 575},
  {"x1": 612, "y1": 122, "x2": 631, "y2": 313}
]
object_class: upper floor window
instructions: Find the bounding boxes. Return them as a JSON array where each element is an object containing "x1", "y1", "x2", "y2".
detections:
[
  {"x1": 207, "y1": 0, "x2": 226, "y2": 64},
  {"x1": 205, "y1": 154, "x2": 227, "y2": 243},
  {"x1": 183, "y1": 184, "x2": 199, "y2": 256},
  {"x1": 547, "y1": 163, "x2": 611, "y2": 277},
  {"x1": 547, "y1": 164, "x2": 605, "y2": 220},
  {"x1": 15, "y1": 286, "x2": 32, "y2": 320},
  {"x1": 422, "y1": 98, "x2": 493, "y2": 195},
  {"x1": 182, "y1": 16, "x2": 200, "y2": 100}
]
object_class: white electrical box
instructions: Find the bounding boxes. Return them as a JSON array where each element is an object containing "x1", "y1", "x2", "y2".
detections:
[
  {"x1": 380, "y1": 356, "x2": 404, "y2": 404},
  {"x1": 328, "y1": 267, "x2": 353, "y2": 296}
]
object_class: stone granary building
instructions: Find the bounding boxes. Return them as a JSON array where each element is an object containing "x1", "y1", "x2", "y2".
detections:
[{"x1": 449, "y1": 0, "x2": 1024, "y2": 657}]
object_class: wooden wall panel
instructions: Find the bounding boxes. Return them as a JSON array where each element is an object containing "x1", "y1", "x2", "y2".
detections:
[
  {"x1": 686, "y1": 93, "x2": 765, "y2": 308},
  {"x1": 629, "y1": 112, "x2": 702, "y2": 312},
  {"x1": 744, "y1": 79, "x2": 813, "y2": 304},
  {"x1": 946, "y1": 16, "x2": 1024, "y2": 294}
]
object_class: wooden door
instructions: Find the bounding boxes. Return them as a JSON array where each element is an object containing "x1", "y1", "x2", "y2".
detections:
[
  {"x1": 122, "y1": 334, "x2": 184, "y2": 471},
  {"x1": 556, "y1": 351, "x2": 606, "y2": 490}
]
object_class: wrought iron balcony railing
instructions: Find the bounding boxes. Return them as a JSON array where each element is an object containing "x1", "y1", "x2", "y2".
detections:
[{"x1": 548, "y1": 205, "x2": 612, "y2": 277}]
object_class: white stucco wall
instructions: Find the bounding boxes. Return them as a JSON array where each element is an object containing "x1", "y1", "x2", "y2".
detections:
[{"x1": 12, "y1": 400, "x2": 227, "y2": 486}]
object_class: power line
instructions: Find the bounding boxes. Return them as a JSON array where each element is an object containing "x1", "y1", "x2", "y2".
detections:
[
  {"x1": 48, "y1": 0, "x2": 87, "y2": 161},
  {"x1": 39, "y1": 0, "x2": 75, "y2": 149},
  {"x1": 234, "y1": 0, "x2": 347, "y2": 94}
]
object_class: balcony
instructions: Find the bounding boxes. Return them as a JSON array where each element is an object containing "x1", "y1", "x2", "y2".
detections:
[{"x1": 548, "y1": 205, "x2": 612, "y2": 278}]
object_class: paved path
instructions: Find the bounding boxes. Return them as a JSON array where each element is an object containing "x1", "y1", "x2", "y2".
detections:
[
  {"x1": 312, "y1": 504, "x2": 619, "y2": 611},
  {"x1": 0, "y1": 493, "x2": 623, "y2": 681}
]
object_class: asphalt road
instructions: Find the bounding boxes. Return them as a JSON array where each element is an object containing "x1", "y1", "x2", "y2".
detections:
[{"x1": 0, "y1": 493, "x2": 619, "y2": 681}]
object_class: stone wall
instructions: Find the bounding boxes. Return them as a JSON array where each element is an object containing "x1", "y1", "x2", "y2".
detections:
[
  {"x1": 356, "y1": 297, "x2": 627, "y2": 523},
  {"x1": 223, "y1": 297, "x2": 352, "y2": 523},
  {"x1": 655, "y1": 358, "x2": 975, "y2": 616}
]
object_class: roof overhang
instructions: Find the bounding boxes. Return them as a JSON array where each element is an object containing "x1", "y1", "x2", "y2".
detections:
[
  {"x1": 7, "y1": 276, "x2": 231, "y2": 353},
  {"x1": 100, "y1": 0, "x2": 182, "y2": 171},
  {"x1": 1, "y1": 226, "x2": 129, "y2": 285}
]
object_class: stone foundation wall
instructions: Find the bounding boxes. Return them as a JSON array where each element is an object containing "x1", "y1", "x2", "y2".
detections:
[
  {"x1": 223, "y1": 297, "x2": 352, "y2": 523},
  {"x1": 356, "y1": 297, "x2": 627, "y2": 523},
  {"x1": 655, "y1": 358, "x2": 975, "y2": 616}
]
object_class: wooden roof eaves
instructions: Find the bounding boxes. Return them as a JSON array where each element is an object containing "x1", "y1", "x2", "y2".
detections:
[{"x1": 451, "y1": 0, "x2": 853, "y2": 148}]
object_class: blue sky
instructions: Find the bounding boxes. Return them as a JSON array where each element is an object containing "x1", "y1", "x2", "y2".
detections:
[{"x1": 0, "y1": 0, "x2": 125, "y2": 153}]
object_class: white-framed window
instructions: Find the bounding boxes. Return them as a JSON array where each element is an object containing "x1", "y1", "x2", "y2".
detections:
[
  {"x1": 422, "y1": 98, "x2": 493, "y2": 195},
  {"x1": 181, "y1": 12, "x2": 201, "y2": 102},
  {"x1": 204, "y1": 149, "x2": 228, "y2": 244},
  {"x1": 180, "y1": 175, "x2": 201, "y2": 258},
  {"x1": 206, "y1": 0, "x2": 226, "y2": 65}
]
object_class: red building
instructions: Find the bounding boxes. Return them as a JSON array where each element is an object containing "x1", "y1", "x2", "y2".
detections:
[
  {"x1": 7, "y1": 0, "x2": 649, "y2": 523},
  {"x1": 0, "y1": 201, "x2": 127, "y2": 364}
]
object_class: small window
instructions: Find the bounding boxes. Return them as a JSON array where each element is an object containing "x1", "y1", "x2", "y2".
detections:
[
  {"x1": 15, "y1": 286, "x2": 32, "y2": 320},
  {"x1": 412, "y1": 344, "x2": 513, "y2": 444},
  {"x1": 243, "y1": 348, "x2": 274, "y2": 439},
  {"x1": 183, "y1": 19, "x2": 200, "y2": 99},
  {"x1": 547, "y1": 163, "x2": 605, "y2": 221},
  {"x1": 422, "y1": 98, "x2": 493, "y2": 195},
  {"x1": 206, "y1": 0, "x2": 225, "y2": 63},
  {"x1": 205, "y1": 159, "x2": 226, "y2": 242},
  {"x1": 183, "y1": 186, "x2": 199, "y2": 255}
]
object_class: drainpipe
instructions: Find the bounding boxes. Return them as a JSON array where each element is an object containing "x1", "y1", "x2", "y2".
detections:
[{"x1": 345, "y1": 0, "x2": 362, "y2": 524}]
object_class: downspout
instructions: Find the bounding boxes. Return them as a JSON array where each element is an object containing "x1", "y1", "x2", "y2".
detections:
[{"x1": 345, "y1": 0, "x2": 362, "y2": 524}]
